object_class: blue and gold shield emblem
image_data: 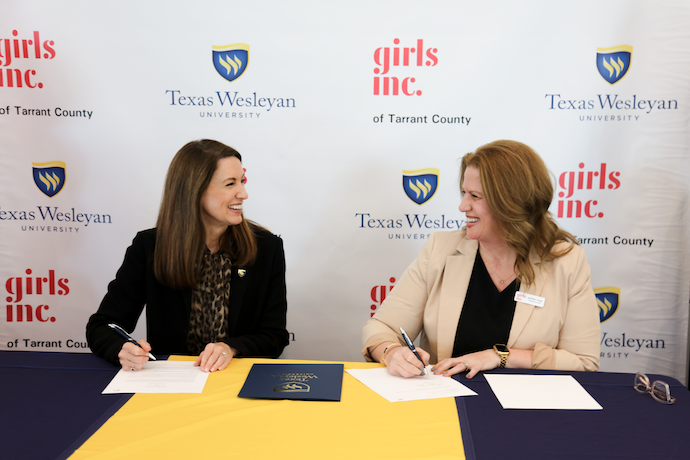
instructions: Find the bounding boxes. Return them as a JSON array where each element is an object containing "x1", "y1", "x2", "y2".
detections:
[
  {"x1": 594, "y1": 287, "x2": 620, "y2": 323},
  {"x1": 212, "y1": 43, "x2": 249, "y2": 82},
  {"x1": 274, "y1": 382, "x2": 310, "y2": 393},
  {"x1": 403, "y1": 168, "x2": 439, "y2": 205},
  {"x1": 32, "y1": 161, "x2": 66, "y2": 198},
  {"x1": 596, "y1": 45, "x2": 632, "y2": 85}
]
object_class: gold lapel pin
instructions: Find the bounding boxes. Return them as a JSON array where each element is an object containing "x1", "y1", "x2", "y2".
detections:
[{"x1": 238, "y1": 269, "x2": 246, "y2": 277}]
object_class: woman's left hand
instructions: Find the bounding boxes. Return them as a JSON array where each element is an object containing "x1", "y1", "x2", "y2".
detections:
[
  {"x1": 433, "y1": 349, "x2": 500, "y2": 379},
  {"x1": 195, "y1": 342, "x2": 234, "y2": 372}
]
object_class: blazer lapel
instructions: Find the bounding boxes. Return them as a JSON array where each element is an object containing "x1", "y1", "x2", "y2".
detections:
[
  {"x1": 228, "y1": 266, "x2": 248, "y2": 336},
  {"x1": 436, "y1": 237, "x2": 478, "y2": 360},
  {"x1": 182, "y1": 288, "x2": 192, "y2": 321},
  {"x1": 507, "y1": 251, "x2": 549, "y2": 347}
]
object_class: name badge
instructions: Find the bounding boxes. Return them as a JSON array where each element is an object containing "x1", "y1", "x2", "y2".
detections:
[{"x1": 514, "y1": 291, "x2": 545, "y2": 308}]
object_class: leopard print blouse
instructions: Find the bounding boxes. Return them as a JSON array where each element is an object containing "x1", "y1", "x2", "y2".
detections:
[{"x1": 186, "y1": 249, "x2": 232, "y2": 355}]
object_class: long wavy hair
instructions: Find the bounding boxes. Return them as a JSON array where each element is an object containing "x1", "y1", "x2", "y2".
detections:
[
  {"x1": 460, "y1": 140, "x2": 577, "y2": 286},
  {"x1": 154, "y1": 139, "x2": 259, "y2": 289}
]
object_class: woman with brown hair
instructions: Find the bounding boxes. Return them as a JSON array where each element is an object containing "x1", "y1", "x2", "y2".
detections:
[
  {"x1": 87, "y1": 139, "x2": 288, "y2": 372},
  {"x1": 362, "y1": 140, "x2": 600, "y2": 378}
]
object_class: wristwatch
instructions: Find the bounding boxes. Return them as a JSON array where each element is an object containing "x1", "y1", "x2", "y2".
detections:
[{"x1": 493, "y1": 344, "x2": 510, "y2": 368}]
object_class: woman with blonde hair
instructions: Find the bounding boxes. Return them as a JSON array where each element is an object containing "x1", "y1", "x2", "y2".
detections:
[
  {"x1": 88, "y1": 139, "x2": 288, "y2": 372},
  {"x1": 363, "y1": 140, "x2": 600, "y2": 378}
]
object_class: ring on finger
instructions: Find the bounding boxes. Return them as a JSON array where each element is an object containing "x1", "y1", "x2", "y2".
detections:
[
  {"x1": 221, "y1": 352, "x2": 227, "y2": 360},
  {"x1": 463, "y1": 362, "x2": 470, "y2": 372}
]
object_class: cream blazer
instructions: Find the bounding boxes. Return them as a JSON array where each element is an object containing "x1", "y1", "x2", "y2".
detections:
[{"x1": 362, "y1": 230, "x2": 600, "y2": 371}]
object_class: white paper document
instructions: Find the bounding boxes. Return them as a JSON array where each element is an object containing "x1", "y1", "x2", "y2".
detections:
[
  {"x1": 102, "y1": 360, "x2": 211, "y2": 394},
  {"x1": 346, "y1": 366, "x2": 477, "y2": 402},
  {"x1": 484, "y1": 374, "x2": 603, "y2": 410}
]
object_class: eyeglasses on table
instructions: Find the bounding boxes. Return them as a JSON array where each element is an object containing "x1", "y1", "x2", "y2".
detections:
[{"x1": 633, "y1": 372, "x2": 675, "y2": 404}]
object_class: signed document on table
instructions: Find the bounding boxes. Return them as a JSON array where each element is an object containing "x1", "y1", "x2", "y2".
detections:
[
  {"x1": 102, "y1": 361, "x2": 211, "y2": 394},
  {"x1": 346, "y1": 366, "x2": 477, "y2": 402}
]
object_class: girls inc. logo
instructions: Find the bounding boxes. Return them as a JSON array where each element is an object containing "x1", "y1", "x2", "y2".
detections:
[
  {"x1": 556, "y1": 163, "x2": 621, "y2": 218},
  {"x1": 5, "y1": 269, "x2": 69, "y2": 322},
  {"x1": 370, "y1": 277, "x2": 396, "y2": 317},
  {"x1": 0, "y1": 29, "x2": 56, "y2": 89},
  {"x1": 373, "y1": 39, "x2": 438, "y2": 96}
]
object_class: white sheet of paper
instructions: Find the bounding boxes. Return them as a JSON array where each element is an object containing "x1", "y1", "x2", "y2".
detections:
[
  {"x1": 346, "y1": 366, "x2": 477, "y2": 402},
  {"x1": 484, "y1": 374, "x2": 602, "y2": 410},
  {"x1": 102, "y1": 360, "x2": 210, "y2": 394}
]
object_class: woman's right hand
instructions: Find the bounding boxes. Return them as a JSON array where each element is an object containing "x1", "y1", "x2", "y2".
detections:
[
  {"x1": 383, "y1": 346, "x2": 430, "y2": 378},
  {"x1": 117, "y1": 340, "x2": 152, "y2": 371}
]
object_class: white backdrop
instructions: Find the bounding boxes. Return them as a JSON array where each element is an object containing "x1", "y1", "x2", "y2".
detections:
[{"x1": 2, "y1": 1, "x2": 689, "y2": 384}]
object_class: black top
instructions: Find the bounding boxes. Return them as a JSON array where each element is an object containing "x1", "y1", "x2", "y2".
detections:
[
  {"x1": 452, "y1": 252, "x2": 518, "y2": 357},
  {"x1": 86, "y1": 228, "x2": 289, "y2": 366}
]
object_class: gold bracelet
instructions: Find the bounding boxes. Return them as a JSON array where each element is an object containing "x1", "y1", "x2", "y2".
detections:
[{"x1": 381, "y1": 343, "x2": 402, "y2": 365}]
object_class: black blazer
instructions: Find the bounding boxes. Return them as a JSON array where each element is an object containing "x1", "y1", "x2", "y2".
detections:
[{"x1": 86, "y1": 228, "x2": 289, "y2": 366}]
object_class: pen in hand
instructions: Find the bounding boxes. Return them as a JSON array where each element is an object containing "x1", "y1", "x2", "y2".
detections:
[
  {"x1": 108, "y1": 323, "x2": 156, "y2": 361},
  {"x1": 399, "y1": 327, "x2": 427, "y2": 376}
]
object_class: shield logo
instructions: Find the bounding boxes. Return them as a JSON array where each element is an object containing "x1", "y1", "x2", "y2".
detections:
[
  {"x1": 33, "y1": 161, "x2": 66, "y2": 198},
  {"x1": 596, "y1": 45, "x2": 632, "y2": 85},
  {"x1": 594, "y1": 286, "x2": 620, "y2": 323},
  {"x1": 212, "y1": 43, "x2": 249, "y2": 83},
  {"x1": 274, "y1": 382, "x2": 310, "y2": 393},
  {"x1": 403, "y1": 168, "x2": 439, "y2": 205}
]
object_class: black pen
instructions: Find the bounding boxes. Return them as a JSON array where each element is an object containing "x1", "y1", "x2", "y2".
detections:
[
  {"x1": 108, "y1": 323, "x2": 156, "y2": 361},
  {"x1": 399, "y1": 327, "x2": 427, "y2": 376}
]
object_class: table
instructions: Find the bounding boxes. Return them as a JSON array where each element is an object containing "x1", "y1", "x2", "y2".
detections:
[
  {"x1": 455, "y1": 369, "x2": 689, "y2": 460},
  {"x1": 0, "y1": 351, "x2": 132, "y2": 460},
  {"x1": 1, "y1": 352, "x2": 463, "y2": 460},
  {"x1": 1, "y1": 351, "x2": 688, "y2": 460}
]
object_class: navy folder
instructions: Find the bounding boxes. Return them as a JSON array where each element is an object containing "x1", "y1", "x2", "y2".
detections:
[{"x1": 238, "y1": 363, "x2": 344, "y2": 401}]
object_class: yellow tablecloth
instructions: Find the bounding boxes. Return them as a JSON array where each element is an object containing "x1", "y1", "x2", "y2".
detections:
[{"x1": 71, "y1": 357, "x2": 465, "y2": 459}]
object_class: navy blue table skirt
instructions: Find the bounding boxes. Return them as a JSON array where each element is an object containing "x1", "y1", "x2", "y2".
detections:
[
  {"x1": 455, "y1": 368, "x2": 690, "y2": 460},
  {"x1": 0, "y1": 351, "x2": 132, "y2": 460}
]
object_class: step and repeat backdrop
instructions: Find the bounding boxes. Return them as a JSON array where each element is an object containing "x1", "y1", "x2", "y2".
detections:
[{"x1": 2, "y1": 1, "x2": 690, "y2": 383}]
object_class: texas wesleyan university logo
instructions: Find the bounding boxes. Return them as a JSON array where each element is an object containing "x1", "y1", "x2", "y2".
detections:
[
  {"x1": 595, "y1": 286, "x2": 620, "y2": 322},
  {"x1": 596, "y1": 45, "x2": 632, "y2": 85},
  {"x1": 32, "y1": 161, "x2": 66, "y2": 198},
  {"x1": 274, "y1": 382, "x2": 310, "y2": 392},
  {"x1": 212, "y1": 43, "x2": 249, "y2": 82},
  {"x1": 403, "y1": 168, "x2": 439, "y2": 205}
]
